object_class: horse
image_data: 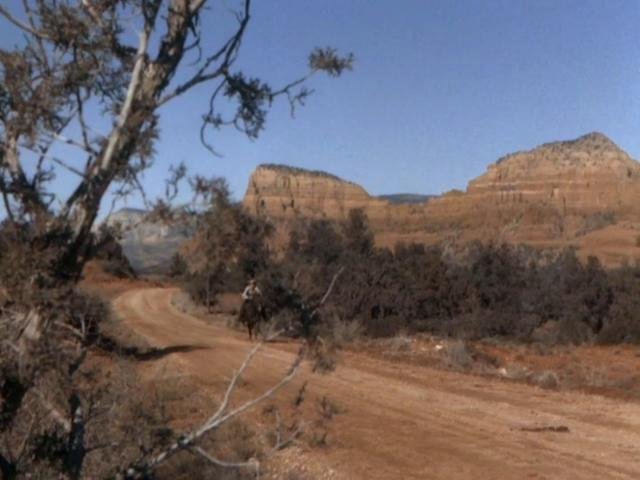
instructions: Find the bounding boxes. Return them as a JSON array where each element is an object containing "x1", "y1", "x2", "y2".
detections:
[{"x1": 238, "y1": 299, "x2": 267, "y2": 340}]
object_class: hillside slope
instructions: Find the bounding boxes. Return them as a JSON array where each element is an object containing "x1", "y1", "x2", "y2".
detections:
[{"x1": 243, "y1": 133, "x2": 640, "y2": 265}]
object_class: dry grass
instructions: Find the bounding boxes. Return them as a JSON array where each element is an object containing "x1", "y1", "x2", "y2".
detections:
[
  {"x1": 355, "y1": 330, "x2": 640, "y2": 401},
  {"x1": 317, "y1": 316, "x2": 363, "y2": 349},
  {"x1": 532, "y1": 370, "x2": 560, "y2": 390},
  {"x1": 445, "y1": 340, "x2": 473, "y2": 370},
  {"x1": 386, "y1": 333, "x2": 413, "y2": 353}
]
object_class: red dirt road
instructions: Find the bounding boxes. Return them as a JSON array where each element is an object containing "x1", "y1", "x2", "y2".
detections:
[{"x1": 114, "y1": 287, "x2": 640, "y2": 479}]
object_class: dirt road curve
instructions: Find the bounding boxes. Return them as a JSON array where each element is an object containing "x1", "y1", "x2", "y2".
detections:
[{"x1": 114, "y1": 288, "x2": 640, "y2": 480}]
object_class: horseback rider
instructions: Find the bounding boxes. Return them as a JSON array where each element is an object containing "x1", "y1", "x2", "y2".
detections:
[
  {"x1": 239, "y1": 279, "x2": 263, "y2": 339},
  {"x1": 242, "y1": 278, "x2": 262, "y2": 302}
]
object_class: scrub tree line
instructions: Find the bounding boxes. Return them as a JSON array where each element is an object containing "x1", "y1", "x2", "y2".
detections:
[{"x1": 178, "y1": 205, "x2": 640, "y2": 346}]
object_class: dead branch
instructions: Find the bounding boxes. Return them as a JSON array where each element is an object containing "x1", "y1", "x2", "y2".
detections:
[
  {"x1": 32, "y1": 389, "x2": 72, "y2": 433},
  {"x1": 316, "y1": 266, "x2": 345, "y2": 311},
  {"x1": 0, "y1": 4, "x2": 51, "y2": 40},
  {"x1": 190, "y1": 446, "x2": 260, "y2": 474},
  {"x1": 128, "y1": 329, "x2": 304, "y2": 477},
  {"x1": 265, "y1": 406, "x2": 304, "y2": 454}
]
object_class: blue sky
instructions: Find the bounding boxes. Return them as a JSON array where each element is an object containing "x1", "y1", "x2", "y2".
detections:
[{"x1": 2, "y1": 0, "x2": 640, "y2": 210}]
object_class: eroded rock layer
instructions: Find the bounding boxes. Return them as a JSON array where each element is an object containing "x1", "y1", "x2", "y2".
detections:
[{"x1": 243, "y1": 133, "x2": 640, "y2": 265}]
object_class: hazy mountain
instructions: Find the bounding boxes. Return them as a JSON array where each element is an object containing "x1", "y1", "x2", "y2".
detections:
[
  {"x1": 377, "y1": 194, "x2": 435, "y2": 204},
  {"x1": 104, "y1": 208, "x2": 192, "y2": 274}
]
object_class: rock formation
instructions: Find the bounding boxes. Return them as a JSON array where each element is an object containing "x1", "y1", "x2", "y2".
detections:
[
  {"x1": 467, "y1": 132, "x2": 640, "y2": 213},
  {"x1": 243, "y1": 133, "x2": 640, "y2": 265},
  {"x1": 243, "y1": 164, "x2": 375, "y2": 220},
  {"x1": 96, "y1": 133, "x2": 640, "y2": 272},
  {"x1": 424, "y1": 132, "x2": 640, "y2": 241},
  {"x1": 242, "y1": 164, "x2": 431, "y2": 231}
]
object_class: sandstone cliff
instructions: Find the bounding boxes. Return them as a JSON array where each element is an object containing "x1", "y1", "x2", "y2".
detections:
[
  {"x1": 243, "y1": 164, "x2": 374, "y2": 219},
  {"x1": 242, "y1": 164, "x2": 430, "y2": 230},
  {"x1": 424, "y1": 132, "x2": 640, "y2": 242},
  {"x1": 467, "y1": 132, "x2": 640, "y2": 211},
  {"x1": 243, "y1": 133, "x2": 640, "y2": 265}
]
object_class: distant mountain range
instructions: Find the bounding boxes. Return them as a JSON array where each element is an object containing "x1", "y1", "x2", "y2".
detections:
[
  {"x1": 104, "y1": 208, "x2": 192, "y2": 274},
  {"x1": 377, "y1": 194, "x2": 435, "y2": 204}
]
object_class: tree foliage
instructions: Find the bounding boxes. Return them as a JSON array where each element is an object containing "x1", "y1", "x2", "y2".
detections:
[
  {"x1": 0, "y1": 0, "x2": 353, "y2": 280},
  {"x1": 0, "y1": 1, "x2": 352, "y2": 477},
  {"x1": 257, "y1": 212, "x2": 640, "y2": 344},
  {"x1": 179, "y1": 178, "x2": 272, "y2": 309}
]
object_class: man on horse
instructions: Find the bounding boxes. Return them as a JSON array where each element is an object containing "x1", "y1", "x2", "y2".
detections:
[
  {"x1": 242, "y1": 278, "x2": 262, "y2": 303},
  {"x1": 239, "y1": 279, "x2": 263, "y2": 339}
]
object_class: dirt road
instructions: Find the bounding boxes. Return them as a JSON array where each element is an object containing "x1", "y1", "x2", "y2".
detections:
[{"x1": 114, "y1": 287, "x2": 640, "y2": 479}]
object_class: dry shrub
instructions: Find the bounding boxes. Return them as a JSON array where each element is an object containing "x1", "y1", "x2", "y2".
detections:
[
  {"x1": 182, "y1": 207, "x2": 640, "y2": 349},
  {"x1": 557, "y1": 314, "x2": 595, "y2": 345},
  {"x1": 386, "y1": 333, "x2": 412, "y2": 353},
  {"x1": 211, "y1": 420, "x2": 261, "y2": 467},
  {"x1": 364, "y1": 314, "x2": 405, "y2": 338},
  {"x1": 533, "y1": 370, "x2": 560, "y2": 390},
  {"x1": 280, "y1": 220, "x2": 621, "y2": 346},
  {"x1": 445, "y1": 340, "x2": 473, "y2": 370},
  {"x1": 315, "y1": 315, "x2": 362, "y2": 348},
  {"x1": 575, "y1": 366, "x2": 611, "y2": 389},
  {"x1": 530, "y1": 320, "x2": 562, "y2": 346},
  {"x1": 597, "y1": 271, "x2": 640, "y2": 344},
  {"x1": 308, "y1": 396, "x2": 341, "y2": 448},
  {"x1": 171, "y1": 290, "x2": 198, "y2": 314},
  {"x1": 310, "y1": 339, "x2": 338, "y2": 373}
]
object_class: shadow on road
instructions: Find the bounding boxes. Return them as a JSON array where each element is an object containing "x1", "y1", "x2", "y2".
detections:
[
  {"x1": 97, "y1": 335, "x2": 210, "y2": 361},
  {"x1": 129, "y1": 344, "x2": 210, "y2": 361}
]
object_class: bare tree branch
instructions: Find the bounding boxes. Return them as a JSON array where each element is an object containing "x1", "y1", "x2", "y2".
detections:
[
  {"x1": 74, "y1": 89, "x2": 94, "y2": 160},
  {"x1": 32, "y1": 389, "x2": 72, "y2": 433},
  {"x1": 134, "y1": 330, "x2": 303, "y2": 476},
  {"x1": 45, "y1": 132, "x2": 98, "y2": 156},
  {"x1": 315, "y1": 266, "x2": 345, "y2": 311},
  {"x1": 98, "y1": 29, "x2": 151, "y2": 178},
  {"x1": 0, "y1": 4, "x2": 51, "y2": 40},
  {"x1": 0, "y1": 178, "x2": 15, "y2": 223},
  {"x1": 156, "y1": 0, "x2": 251, "y2": 107},
  {"x1": 1, "y1": 135, "x2": 48, "y2": 218},
  {"x1": 190, "y1": 446, "x2": 260, "y2": 473}
]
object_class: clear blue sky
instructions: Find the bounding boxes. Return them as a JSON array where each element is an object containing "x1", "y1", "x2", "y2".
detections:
[{"x1": 3, "y1": 0, "x2": 640, "y2": 211}]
